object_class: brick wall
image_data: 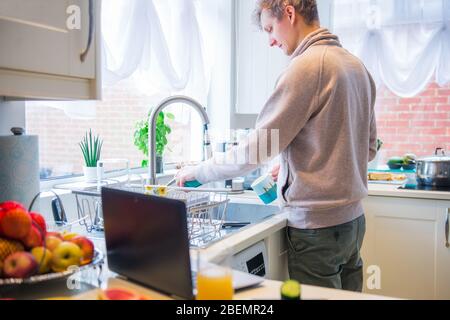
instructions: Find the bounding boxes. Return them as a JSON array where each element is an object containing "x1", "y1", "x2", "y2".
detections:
[{"x1": 374, "y1": 81, "x2": 450, "y2": 164}]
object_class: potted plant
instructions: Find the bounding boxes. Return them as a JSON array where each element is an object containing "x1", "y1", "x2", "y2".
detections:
[
  {"x1": 134, "y1": 111, "x2": 174, "y2": 173},
  {"x1": 79, "y1": 129, "x2": 103, "y2": 182}
]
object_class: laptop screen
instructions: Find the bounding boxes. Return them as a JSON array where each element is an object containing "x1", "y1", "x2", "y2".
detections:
[{"x1": 101, "y1": 187, "x2": 194, "y2": 299}]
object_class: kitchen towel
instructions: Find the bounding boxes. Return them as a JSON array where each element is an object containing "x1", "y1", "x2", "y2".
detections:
[{"x1": 0, "y1": 132, "x2": 40, "y2": 210}]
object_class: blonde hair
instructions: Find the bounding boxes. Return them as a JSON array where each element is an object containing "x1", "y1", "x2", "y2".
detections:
[{"x1": 253, "y1": 0, "x2": 319, "y2": 28}]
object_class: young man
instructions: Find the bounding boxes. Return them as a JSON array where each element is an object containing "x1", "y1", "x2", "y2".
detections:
[{"x1": 177, "y1": 0, "x2": 377, "y2": 291}]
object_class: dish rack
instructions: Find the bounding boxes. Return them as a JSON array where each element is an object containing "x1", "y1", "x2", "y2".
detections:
[
  {"x1": 150, "y1": 185, "x2": 230, "y2": 245},
  {"x1": 70, "y1": 181, "x2": 231, "y2": 247}
]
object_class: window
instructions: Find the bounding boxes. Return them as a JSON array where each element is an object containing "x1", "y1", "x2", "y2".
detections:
[
  {"x1": 26, "y1": 78, "x2": 204, "y2": 180},
  {"x1": 26, "y1": 0, "x2": 222, "y2": 180},
  {"x1": 333, "y1": 0, "x2": 450, "y2": 163}
]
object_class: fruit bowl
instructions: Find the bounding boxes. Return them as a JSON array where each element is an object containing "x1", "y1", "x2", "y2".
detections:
[{"x1": 0, "y1": 248, "x2": 104, "y2": 286}]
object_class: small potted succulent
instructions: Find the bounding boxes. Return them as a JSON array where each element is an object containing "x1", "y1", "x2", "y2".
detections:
[
  {"x1": 134, "y1": 111, "x2": 174, "y2": 174},
  {"x1": 79, "y1": 129, "x2": 103, "y2": 182}
]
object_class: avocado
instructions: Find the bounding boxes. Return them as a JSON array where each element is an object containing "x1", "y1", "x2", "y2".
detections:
[{"x1": 387, "y1": 156, "x2": 404, "y2": 165}]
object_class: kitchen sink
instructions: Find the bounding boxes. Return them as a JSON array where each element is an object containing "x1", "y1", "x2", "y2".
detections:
[
  {"x1": 223, "y1": 202, "x2": 279, "y2": 224},
  {"x1": 189, "y1": 201, "x2": 280, "y2": 248}
]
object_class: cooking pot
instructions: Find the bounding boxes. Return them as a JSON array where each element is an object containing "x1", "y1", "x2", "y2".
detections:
[{"x1": 416, "y1": 148, "x2": 450, "y2": 187}]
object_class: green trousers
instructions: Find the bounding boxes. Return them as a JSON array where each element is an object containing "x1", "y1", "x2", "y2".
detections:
[{"x1": 286, "y1": 215, "x2": 366, "y2": 292}]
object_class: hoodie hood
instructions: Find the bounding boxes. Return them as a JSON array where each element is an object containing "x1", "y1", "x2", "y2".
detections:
[{"x1": 291, "y1": 28, "x2": 341, "y2": 59}]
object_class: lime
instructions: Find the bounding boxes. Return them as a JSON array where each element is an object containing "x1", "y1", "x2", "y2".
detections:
[{"x1": 281, "y1": 280, "x2": 301, "y2": 300}]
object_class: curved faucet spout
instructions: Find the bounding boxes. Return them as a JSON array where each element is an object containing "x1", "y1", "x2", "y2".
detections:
[{"x1": 147, "y1": 95, "x2": 210, "y2": 185}]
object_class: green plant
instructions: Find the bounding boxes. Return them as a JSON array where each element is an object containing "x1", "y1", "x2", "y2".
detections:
[
  {"x1": 79, "y1": 129, "x2": 103, "y2": 167},
  {"x1": 134, "y1": 111, "x2": 174, "y2": 167}
]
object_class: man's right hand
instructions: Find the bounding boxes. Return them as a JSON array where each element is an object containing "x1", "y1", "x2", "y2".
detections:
[
  {"x1": 271, "y1": 163, "x2": 280, "y2": 182},
  {"x1": 175, "y1": 165, "x2": 198, "y2": 187}
]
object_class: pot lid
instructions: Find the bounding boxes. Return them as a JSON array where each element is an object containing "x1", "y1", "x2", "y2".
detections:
[
  {"x1": 418, "y1": 148, "x2": 450, "y2": 162},
  {"x1": 419, "y1": 156, "x2": 450, "y2": 162}
]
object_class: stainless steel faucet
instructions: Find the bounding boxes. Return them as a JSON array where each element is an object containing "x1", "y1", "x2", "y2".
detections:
[{"x1": 147, "y1": 95, "x2": 211, "y2": 185}]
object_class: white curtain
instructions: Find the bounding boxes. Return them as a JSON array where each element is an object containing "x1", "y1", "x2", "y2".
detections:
[
  {"x1": 333, "y1": 0, "x2": 450, "y2": 97},
  {"x1": 102, "y1": 0, "x2": 218, "y2": 104}
]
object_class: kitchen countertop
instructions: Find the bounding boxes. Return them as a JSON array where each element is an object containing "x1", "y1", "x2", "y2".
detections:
[
  {"x1": 73, "y1": 276, "x2": 396, "y2": 300},
  {"x1": 52, "y1": 171, "x2": 450, "y2": 201},
  {"x1": 231, "y1": 184, "x2": 450, "y2": 201},
  {"x1": 51, "y1": 232, "x2": 394, "y2": 300},
  {"x1": 1, "y1": 189, "x2": 402, "y2": 300},
  {"x1": 6, "y1": 228, "x2": 394, "y2": 300},
  {"x1": 367, "y1": 183, "x2": 450, "y2": 200}
]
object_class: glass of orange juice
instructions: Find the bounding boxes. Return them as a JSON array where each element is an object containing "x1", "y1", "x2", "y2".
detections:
[{"x1": 196, "y1": 246, "x2": 234, "y2": 300}]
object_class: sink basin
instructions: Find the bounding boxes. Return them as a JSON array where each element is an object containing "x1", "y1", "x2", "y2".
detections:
[
  {"x1": 189, "y1": 201, "x2": 279, "y2": 248},
  {"x1": 223, "y1": 202, "x2": 279, "y2": 224}
]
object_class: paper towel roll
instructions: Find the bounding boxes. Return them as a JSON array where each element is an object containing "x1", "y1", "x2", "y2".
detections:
[{"x1": 0, "y1": 133, "x2": 40, "y2": 210}]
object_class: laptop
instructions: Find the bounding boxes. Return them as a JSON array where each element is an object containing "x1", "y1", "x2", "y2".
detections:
[{"x1": 101, "y1": 187, "x2": 263, "y2": 299}]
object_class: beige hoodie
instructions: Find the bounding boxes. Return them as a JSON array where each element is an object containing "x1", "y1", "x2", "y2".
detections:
[{"x1": 195, "y1": 28, "x2": 377, "y2": 229}]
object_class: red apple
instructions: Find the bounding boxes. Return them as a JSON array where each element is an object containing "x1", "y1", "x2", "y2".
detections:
[
  {"x1": 44, "y1": 235, "x2": 63, "y2": 252},
  {"x1": 0, "y1": 201, "x2": 25, "y2": 212},
  {"x1": 70, "y1": 236, "x2": 94, "y2": 265},
  {"x1": 0, "y1": 209, "x2": 4, "y2": 235},
  {"x1": 20, "y1": 226, "x2": 43, "y2": 249},
  {"x1": 46, "y1": 232, "x2": 63, "y2": 240},
  {"x1": 0, "y1": 207, "x2": 32, "y2": 240},
  {"x1": 3, "y1": 252, "x2": 38, "y2": 278},
  {"x1": 29, "y1": 212, "x2": 47, "y2": 236},
  {"x1": 0, "y1": 202, "x2": 26, "y2": 235}
]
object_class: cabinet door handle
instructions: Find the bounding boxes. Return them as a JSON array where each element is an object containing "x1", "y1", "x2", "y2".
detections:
[
  {"x1": 446, "y1": 208, "x2": 449, "y2": 248},
  {"x1": 80, "y1": 0, "x2": 94, "y2": 62}
]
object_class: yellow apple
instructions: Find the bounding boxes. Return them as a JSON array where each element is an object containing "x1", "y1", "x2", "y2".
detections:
[
  {"x1": 61, "y1": 231, "x2": 79, "y2": 241},
  {"x1": 44, "y1": 235, "x2": 62, "y2": 252},
  {"x1": 51, "y1": 242, "x2": 82, "y2": 272},
  {"x1": 31, "y1": 247, "x2": 53, "y2": 274}
]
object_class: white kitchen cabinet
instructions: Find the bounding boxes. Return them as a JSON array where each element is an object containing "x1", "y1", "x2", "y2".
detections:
[
  {"x1": 361, "y1": 196, "x2": 450, "y2": 299},
  {"x1": 0, "y1": 0, "x2": 101, "y2": 100},
  {"x1": 265, "y1": 227, "x2": 289, "y2": 281},
  {"x1": 435, "y1": 201, "x2": 450, "y2": 299}
]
